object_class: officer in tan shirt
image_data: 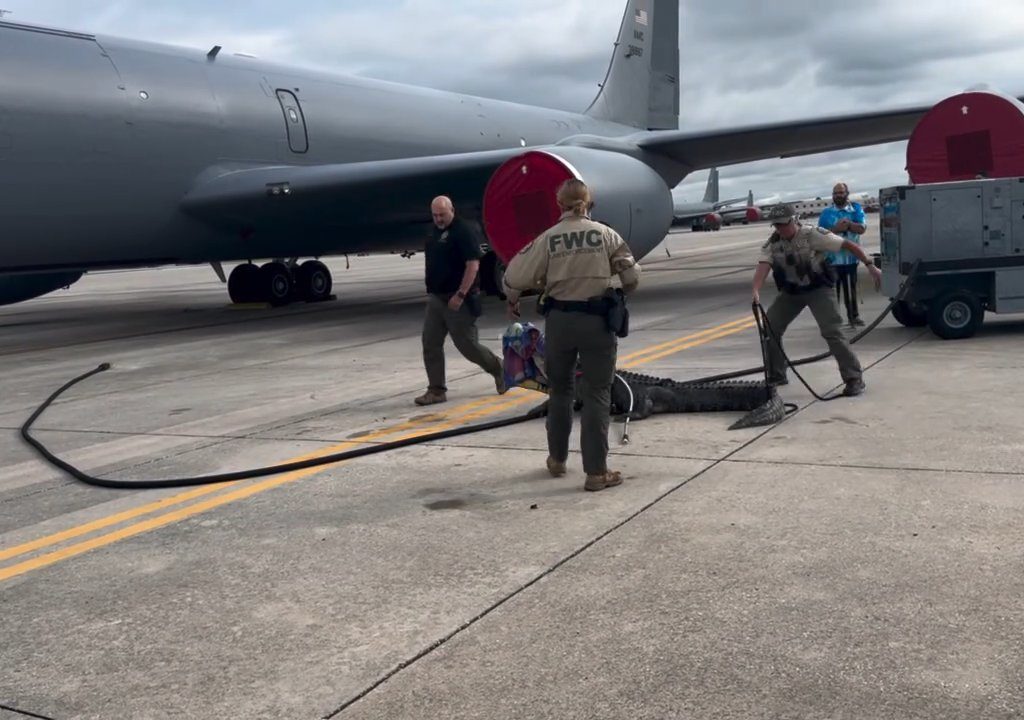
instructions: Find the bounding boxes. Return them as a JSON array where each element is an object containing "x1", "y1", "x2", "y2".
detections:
[
  {"x1": 502, "y1": 179, "x2": 641, "y2": 492},
  {"x1": 751, "y1": 203, "x2": 881, "y2": 396}
]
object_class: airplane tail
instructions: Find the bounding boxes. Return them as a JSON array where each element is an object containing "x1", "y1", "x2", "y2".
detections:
[
  {"x1": 746, "y1": 190, "x2": 754, "y2": 206},
  {"x1": 584, "y1": 0, "x2": 679, "y2": 130},
  {"x1": 702, "y1": 168, "x2": 720, "y2": 204}
]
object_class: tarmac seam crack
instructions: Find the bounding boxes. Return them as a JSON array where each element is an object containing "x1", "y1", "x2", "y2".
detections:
[
  {"x1": 0, "y1": 703, "x2": 57, "y2": 720},
  {"x1": 722, "y1": 457, "x2": 1024, "y2": 478},
  {"x1": 321, "y1": 414, "x2": 786, "y2": 718}
]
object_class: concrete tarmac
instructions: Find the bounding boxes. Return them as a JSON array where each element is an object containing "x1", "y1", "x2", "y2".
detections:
[{"x1": 1, "y1": 223, "x2": 1022, "y2": 719}]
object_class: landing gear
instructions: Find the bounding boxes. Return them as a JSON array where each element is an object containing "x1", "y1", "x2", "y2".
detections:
[
  {"x1": 260, "y1": 261, "x2": 293, "y2": 307},
  {"x1": 228, "y1": 263, "x2": 261, "y2": 304},
  {"x1": 226, "y1": 260, "x2": 334, "y2": 306},
  {"x1": 295, "y1": 260, "x2": 333, "y2": 302}
]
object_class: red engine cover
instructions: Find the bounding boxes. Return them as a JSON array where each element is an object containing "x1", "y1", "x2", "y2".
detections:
[
  {"x1": 482, "y1": 151, "x2": 576, "y2": 263},
  {"x1": 907, "y1": 89, "x2": 1024, "y2": 183},
  {"x1": 745, "y1": 207, "x2": 762, "y2": 222}
]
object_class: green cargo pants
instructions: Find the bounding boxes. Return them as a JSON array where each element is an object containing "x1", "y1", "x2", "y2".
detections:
[
  {"x1": 544, "y1": 309, "x2": 617, "y2": 476},
  {"x1": 764, "y1": 286, "x2": 862, "y2": 384},
  {"x1": 422, "y1": 293, "x2": 502, "y2": 392}
]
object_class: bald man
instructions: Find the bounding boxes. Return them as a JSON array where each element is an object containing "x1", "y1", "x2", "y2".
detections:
[
  {"x1": 819, "y1": 183, "x2": 868, "y2": 327},
  {"x1": 416, "y1": 196, "x2": 506, "y2": 406}
]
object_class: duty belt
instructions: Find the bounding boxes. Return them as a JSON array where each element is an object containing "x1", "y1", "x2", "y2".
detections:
[{"x1": 546, "y1": 298, "x2": 605, "y2": 314}]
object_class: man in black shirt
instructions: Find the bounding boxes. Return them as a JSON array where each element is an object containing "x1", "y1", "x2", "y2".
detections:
[{"x1": 416, "y1": 196, "x2": 506, "y2": 405}]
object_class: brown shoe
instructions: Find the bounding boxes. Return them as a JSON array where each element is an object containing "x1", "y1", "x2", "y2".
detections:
[
  {"x1": 546, "y1": 456, "x2": 567, "y2": 477},
  {"x1": 414, "y1": 390, "x2": 447, "y2": 406},
  {"x1": 584, "y1": 470, "x2": 623, "y2": 492}
]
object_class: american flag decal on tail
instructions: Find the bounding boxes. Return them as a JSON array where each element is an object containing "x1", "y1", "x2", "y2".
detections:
[{"x1": 634, "y1": 8, "x2": 648, "y2": 26}]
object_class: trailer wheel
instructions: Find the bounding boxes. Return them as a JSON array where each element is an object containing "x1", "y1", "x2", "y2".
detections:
[
  {"x1": 891, "y1": 300, "x2": 928, "y2": 327},
  {"x1": 927, "y1": 290, "x2": 984, "y2": 340}
]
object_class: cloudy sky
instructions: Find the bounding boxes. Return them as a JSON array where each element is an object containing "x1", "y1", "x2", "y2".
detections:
[{"x1": 6, "y1": 0, "x2": 1024, "y2": 204}]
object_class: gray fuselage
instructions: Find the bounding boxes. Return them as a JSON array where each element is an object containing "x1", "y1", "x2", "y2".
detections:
[{"x1": 0, "y1": 23, "x2": 634, "y2": 274}]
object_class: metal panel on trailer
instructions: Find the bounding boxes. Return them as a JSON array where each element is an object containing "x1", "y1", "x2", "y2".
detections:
[
  {"x1": 994, "y1": 267, "x2": 1024, "y2": 312},
  {"x1": 929, "y1": 186, "x2": 984, "y2": 261}
]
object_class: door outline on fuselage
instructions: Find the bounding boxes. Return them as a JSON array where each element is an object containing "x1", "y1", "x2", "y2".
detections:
[{"x1": 275, "y1": 89, "x2": 308, "y2": 153}]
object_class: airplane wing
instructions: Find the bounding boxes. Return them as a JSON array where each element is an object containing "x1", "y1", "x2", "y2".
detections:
[
  {"x1": 633, "y1": 103, "x2": 932, "y2": 171},
  {"x1": 180, "y1": 148, "x2": 524, "y2": 235}
]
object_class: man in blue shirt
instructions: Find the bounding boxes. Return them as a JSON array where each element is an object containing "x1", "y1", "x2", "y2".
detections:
[{"x1": 819, "y1": 182, "x2": 867, "y2": 327}]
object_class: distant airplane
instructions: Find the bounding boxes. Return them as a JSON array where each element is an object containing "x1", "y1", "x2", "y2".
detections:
[
  {"x1": 672, "y1": 169, "x2": 760, "y2": 231},
  {"x1": 0, "y1": 0, "x2": 977, "y2": 306},
  {"x1": 776, "y1": 192, "x2": 881, "y2": 219}
]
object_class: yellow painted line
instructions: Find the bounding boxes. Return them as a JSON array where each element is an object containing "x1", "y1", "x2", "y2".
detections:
[
  {"x1": 0, "y1": 484, "x2": 232, "y2": 564},
  {"x1": 0, "y1": 426, "x2": 467, "y2": 583},
  {"x1": 618, "y1": 316, "x2": 751, "y2": 364},
  {"x1": 620, "y1": 320, "x2": 757, "y2": 368},
  {"x1": 0, "y1": 313, "x2": 754, "y2": 582},
  {"x1": 0, "y1": 391, "x2": 522, "y2": 565}
]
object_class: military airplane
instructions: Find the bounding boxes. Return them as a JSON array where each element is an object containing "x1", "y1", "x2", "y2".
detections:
[
  {"x1": 672, "y1": 169, "x2": 760, "y2": 231},
  {"x1": 0, "y1": 0, "x2": 968, "y2": 306}
]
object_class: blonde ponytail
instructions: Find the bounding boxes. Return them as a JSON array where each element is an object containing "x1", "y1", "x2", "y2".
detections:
[{"x1": 556, "y1": 179, "x2": 592, "y2": 217}]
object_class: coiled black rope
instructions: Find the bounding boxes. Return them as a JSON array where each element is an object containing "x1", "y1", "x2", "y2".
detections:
[
  {"x1": 19, "y1": 368, "x2": 547, "y2": 490},
  {"x1": 681, "y1": 260, "x2": 921, "y2": 386},
  {"x1": 19, "y1": 263, "x2": 920, "y2": 489}
]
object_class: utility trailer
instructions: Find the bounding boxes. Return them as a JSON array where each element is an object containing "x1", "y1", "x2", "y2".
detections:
[{"x1": 879, "y1": 177, "x2": 1024, "y2": 339}]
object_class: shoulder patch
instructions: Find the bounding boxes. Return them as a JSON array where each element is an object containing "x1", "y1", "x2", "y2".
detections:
[{"x1": 814, "y1": 227, "x2": 830, "y2": 235}]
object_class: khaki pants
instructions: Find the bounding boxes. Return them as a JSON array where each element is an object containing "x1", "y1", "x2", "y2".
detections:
[
  {"x1": 544, "y1": 309, "x2": 617, "y2": 476},
  {"x1": 764, "y1": 286, "x2": 862, "y2": 384},
  {"x1": 422, "y1": 293, "x2": 502, "y2": 392}
]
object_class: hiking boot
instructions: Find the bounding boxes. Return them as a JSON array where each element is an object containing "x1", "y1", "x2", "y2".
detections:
[
  {"x1": 850, "y1": 317, "x2": 866, "y2": 327},
  {"x1": 584, "y1": 470, "x2": 623, "y2": 492},
  {"x1": 414, "y1": 390, "x2": 447, "y2": 406},
  {"x1": 842, "y1": 379, "x2": 865, "y2": 397},
  {"x1": 546, "y1": 456, "x2": 567, "y2": 477}
]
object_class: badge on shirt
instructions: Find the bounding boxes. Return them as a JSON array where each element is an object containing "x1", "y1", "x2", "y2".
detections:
[{"x1": 439, "y1": 231, "x2": 449, "y2": 242}]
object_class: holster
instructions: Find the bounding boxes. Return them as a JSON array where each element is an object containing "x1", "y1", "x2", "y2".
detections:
[{"x1": 601, "y1": 287, "x2": 629, "y2": 338}]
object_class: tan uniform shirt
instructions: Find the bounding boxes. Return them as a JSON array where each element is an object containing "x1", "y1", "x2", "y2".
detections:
[
  {"x1": 502, "y1": 213, "x2": 641, "y2": 302},
  {"x1": 759, "y1": 224, "x2": 845, "y2": 291}
]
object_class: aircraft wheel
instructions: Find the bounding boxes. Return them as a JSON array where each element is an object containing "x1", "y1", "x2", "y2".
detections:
[
  {"x1": 260, "y1": 261, "x2": 294, "y2": 306},
  {"x1": 296, "y1": 260, "x2": 333, "y2": 302},
  {"x1": 228, "y1": 263, "x2": 261, "y2": 304}
]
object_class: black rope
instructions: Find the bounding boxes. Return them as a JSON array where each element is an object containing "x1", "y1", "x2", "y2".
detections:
[
  {"x1": 753, "y1": 301, "x2": 845, "y2": 402},
  {"x1": 678, "y1": 260, "x2": 922, "y2": 386},
  {"x1": 20, "y1": 368, "x2": 547, "y2": 490},
  {"x1": 19, "y1": 263, "x2": 921, "y2": 490}
]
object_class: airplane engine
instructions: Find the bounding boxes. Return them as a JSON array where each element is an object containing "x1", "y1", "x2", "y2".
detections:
[
  {"x1": 745, "y1": 207, "x2": 762, "y2": 222},
  {"x1": 703, "y1": 213, "x2": 722, "y2": 230},
  {"x1": 0, "y1": 271, "x2": 83, "y2": 306},
  {"x1": 482, "y1": 147, "x2": 674, "y2": 265}
]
